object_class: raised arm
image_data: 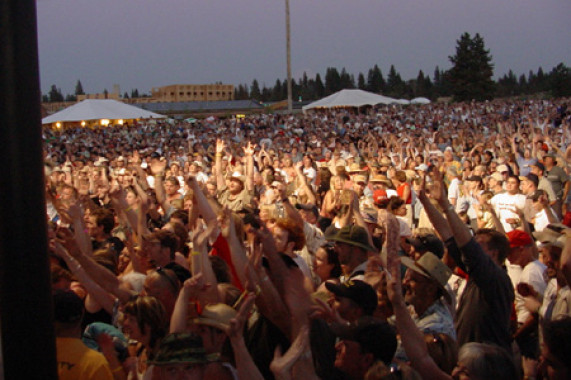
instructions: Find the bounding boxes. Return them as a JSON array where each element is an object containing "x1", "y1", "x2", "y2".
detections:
[
  {"x1": 243, "y1": 141, "x2": 255, "y2": 193},
  {"x1": 215, "y1": 139, "x2": 227, "y2": 191},
  {"x1": 384, "y1": 212, "x2": 451, "y2": 379}
]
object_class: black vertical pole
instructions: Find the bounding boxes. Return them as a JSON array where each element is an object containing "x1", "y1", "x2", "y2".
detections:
[{"x1": 0, "y1": 0, "x2": 58, "y2": 379}]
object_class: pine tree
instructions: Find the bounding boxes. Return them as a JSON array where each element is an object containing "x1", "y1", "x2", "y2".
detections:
[
  {"x1": 48, "y1": 85, "x2": 64, "y2": 102},
  {"x1": 357, "y1": 73, "x2": 366, "y2": 90},
  {"x1": 549, "y1": 63, "x2": 571, "y2": 97},
  {"x1": 367, "y1": 65, "x2": 384, "y2": 93},
  {"x1": 75, "y1": 80, "x2": 85, "y2": 96},
  {"x1": 448, "y1": 32, "x2": 495, "y2": 101},
  {"x1": 314, "y1": 73, "x2": 325, "y2": 98},
  {"x1": 324, "y1": 67, "x2": 342, "y2": 95},
  {"x1": 250, "y1": 79, "x2": 261, "y2": 100}
]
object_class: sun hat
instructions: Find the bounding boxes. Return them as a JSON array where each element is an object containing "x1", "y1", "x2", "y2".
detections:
[
  {"x1": 400, "y1": 252, "x2": 452, "y2": 289},
  {"x1": 149, "y1": 333, "x2": 216, "y2": 365},
  {"x1": 192, "y1": 303, "x2": 237, "y2": 331},
  {"x1": 327, "y1": 225, "x2": 376, "y2": 252}
]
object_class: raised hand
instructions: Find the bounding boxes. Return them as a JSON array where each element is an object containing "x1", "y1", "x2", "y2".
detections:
[
  {"x1": 149, "y1": 158, "x2": 167, "y2": 175},
  {"x1": 216, "y1": 139, "x2": 226, "y2": 154}
]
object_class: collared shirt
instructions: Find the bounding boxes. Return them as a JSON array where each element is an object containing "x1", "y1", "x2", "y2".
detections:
[{"x1": 414, "y1": 299, "x2": 457, "y2": 340}]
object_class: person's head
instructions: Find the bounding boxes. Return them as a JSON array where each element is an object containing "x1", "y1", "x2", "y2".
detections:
[
  {"x1": 228, "y1": 174, "x2": 245, "y2": 195},
  {"x1": 151, "y1": 333, "x2": 212, "y2": 380},
  {"x1": 353, "y1": 175, "x2": 368, "y2": 196},
  {"x1": 191, "y1": 303, "x2": 237, "y2": 354},
  {"x1": 474, "y1": 228, "x2": 511, "y2": 265},
  {"x1": 164, "y1": 176, "x2": 181, "y2": 197},
  {"x1": 506, "y1": 229, "x2": 534, "y2": 267},
  {"x1": 124, "y1": 186, "x2": 140, "y2": 207},
  {"x1": 272, "y1": 218, "x2": 305, "y2": 254},
  {"x1": 544, "y1": 153, "x2": 557, "y2": 168},
  {"x1": 85, "y1": 208, "x2": 115, "y2": 239},
  {"x1": 123, "y1": 296, "x2": 168, "y2": 349},
  {"x1": 400, "y1": 252, "x2": 452, "y2": 316},
  {"x1": 142, "y1": 230, "x2": 179, "y2": 267},
  {"x1": 314, "y1": 244, "x2": 342, "y2": 283},
  {"x1": 53, "y1": 289, "x2": 84, "y2": 336},
  {"x1": 452, "y1": 342, "x2": 518, "y2": 380},
  {"x1": 388, "y1": 196, "x2": 406, "y2": 217},
  {"x1": 520, "y1": 174, "x2": 539, "y2": 195},
  {"x1": 141, "y1": 268, "x2": 181, "y2": 318},
  {"x1": 540, "y1": 316, "x2": 571, "y2": 380},
  {"x1": 297, "y1": 203, "x2": 319, "y2": 225},
  {"x1": 59, "y1": 184, "x2": 77, "y2": 204},
  {"x1": 203, "y1": 182, "x2": 216, "y2": 198},
  {"x1": 326, "y1": 280, "x2": 378, "y2": 322},
  {"x1": 505, "y1": 175, "x2": 520, "y2": 195},
  {"x1": 329, "y1": 225, "x2": 375, "y2": 272},
  {"x1": 406, "y1": 234, "x2": 444, "y2": 260},
  {"x1": 335, "y1": 317, "x2": 397, "y2": 379}
]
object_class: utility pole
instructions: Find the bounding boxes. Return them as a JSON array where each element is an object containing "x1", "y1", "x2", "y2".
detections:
[{"x1": 285, "y1": 0, "x2": 292, "y2": 113}]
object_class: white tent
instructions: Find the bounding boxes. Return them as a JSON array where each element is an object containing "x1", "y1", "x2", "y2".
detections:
[
  {"x1": 410, "y1": 97, "x2": 431, "y2": 105},
  {"x1": 42, "y1": 99, "x2": 166, "y2": 125},
  {"x1": 302, "y1": 89, "x2": 397, "y2": 110},
  {"x1": 393, "y1": 99, "x2": 411, "y2": 105}
]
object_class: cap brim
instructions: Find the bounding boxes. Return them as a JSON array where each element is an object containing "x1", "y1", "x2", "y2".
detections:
[{"x1": 328, "y1": 235, "x2": 376, "y2": 252}]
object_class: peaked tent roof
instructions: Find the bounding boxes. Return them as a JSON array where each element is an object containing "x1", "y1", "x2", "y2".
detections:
[
  {"x1": 42, "y1": 99, "x2": 166, "y2": 124},
  {"x1": 302, "y1": 89, "x2": 397, "y2": 110}
]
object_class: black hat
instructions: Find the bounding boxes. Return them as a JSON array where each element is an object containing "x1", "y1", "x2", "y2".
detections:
[
  {"x1": 406, "y1": 234, "x2": 445, "y2": 259},
  {"x1": 295, "y1": 203, "x2": 319, "y2": 218},
  {"x1": 325, "y1": 280, "x2": 377, "y2": 315}
]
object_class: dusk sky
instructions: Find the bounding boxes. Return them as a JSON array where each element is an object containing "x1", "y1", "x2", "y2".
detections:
[{"x1": 36, "y1": 0, "x2": 570, "y2": 96}]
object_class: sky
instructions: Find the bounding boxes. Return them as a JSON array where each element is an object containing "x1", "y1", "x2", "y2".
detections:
[{"x1": 36, "y1": 0, "x2": 570, "y2": 96}]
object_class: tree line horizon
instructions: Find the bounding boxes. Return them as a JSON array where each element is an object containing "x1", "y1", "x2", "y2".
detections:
[{"x1": 45, "y1": 33, "x2": 570, "y2": 104}]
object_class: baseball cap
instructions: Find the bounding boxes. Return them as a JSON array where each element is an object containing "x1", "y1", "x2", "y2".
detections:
[
  {"x1": 496, "y1": 164, "x2": 509, "y2": 173},
  {"x1": 325, "y1": 280, "x2": 378, "y2": 315},
  {"x1": 506, "y1": 229, "x2": 533, "y2": 248},
  {"x1": 531, "y1": 162, "x2": 545, "y2": 172}
]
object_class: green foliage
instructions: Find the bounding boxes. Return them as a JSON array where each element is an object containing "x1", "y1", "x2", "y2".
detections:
[
  {"x1": 48, "y1": 85, "x2": 64, "y2": 102},
  {"x1": 250, "y1": 79, "x2": 261, "y2": 100},
  {"x1": 74, "y1": 80, "x2": 85, "y2": 96},
  {"x1": 448, "y1": 32, "x2": 495, "y2": 101},
  {"x1": 549, "y1": 63, "x2": 571, "y2": 97}
]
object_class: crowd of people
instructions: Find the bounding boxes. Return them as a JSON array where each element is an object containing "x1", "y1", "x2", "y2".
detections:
[{"x1": 46, "y1": 98, "x2": 571, "y2": 379}]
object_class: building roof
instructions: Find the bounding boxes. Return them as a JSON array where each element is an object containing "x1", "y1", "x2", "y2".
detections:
[{"x1": 137, "y1": 100, "x2": 263, "y2": 112}]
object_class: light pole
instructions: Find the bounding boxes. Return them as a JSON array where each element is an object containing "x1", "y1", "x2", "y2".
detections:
[{"x1": 285, "y1": 0, "x2": 292, "y2": 113}]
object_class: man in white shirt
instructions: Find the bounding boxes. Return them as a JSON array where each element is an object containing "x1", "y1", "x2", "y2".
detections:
[
  {"x1": 491, "y1": 175, "x2": 527, "y2": 232},
  {"x1": 507, "y1": 229, "x2": 547, "y2": 359}
]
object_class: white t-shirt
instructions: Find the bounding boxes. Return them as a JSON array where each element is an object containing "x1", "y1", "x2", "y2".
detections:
[
  {"x1": 515, "y1": 260, "x2": 547, "y2": 324},
  {"x1": 490, "y1": 192, "x2": 527, "y2": 232}
]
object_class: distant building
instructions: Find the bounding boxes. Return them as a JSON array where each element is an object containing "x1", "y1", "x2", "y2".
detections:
[
  {"x1": 151, "y1": 84, "x2": 234, "y2": 102},
  {"x1": 77, "y1": 84, "x2": 121, "y2": 101}
]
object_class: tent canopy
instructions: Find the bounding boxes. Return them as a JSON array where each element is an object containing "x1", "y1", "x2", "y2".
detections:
[
  {"x1": 42, "y1": 99, "x2": 166, "y2": 125},
  {"x1": 411, "y1": 97, "x2": 431, "y2": 105},
  {"x1": 302, "y1": 89, "x2": 397, "y2": 110}
]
